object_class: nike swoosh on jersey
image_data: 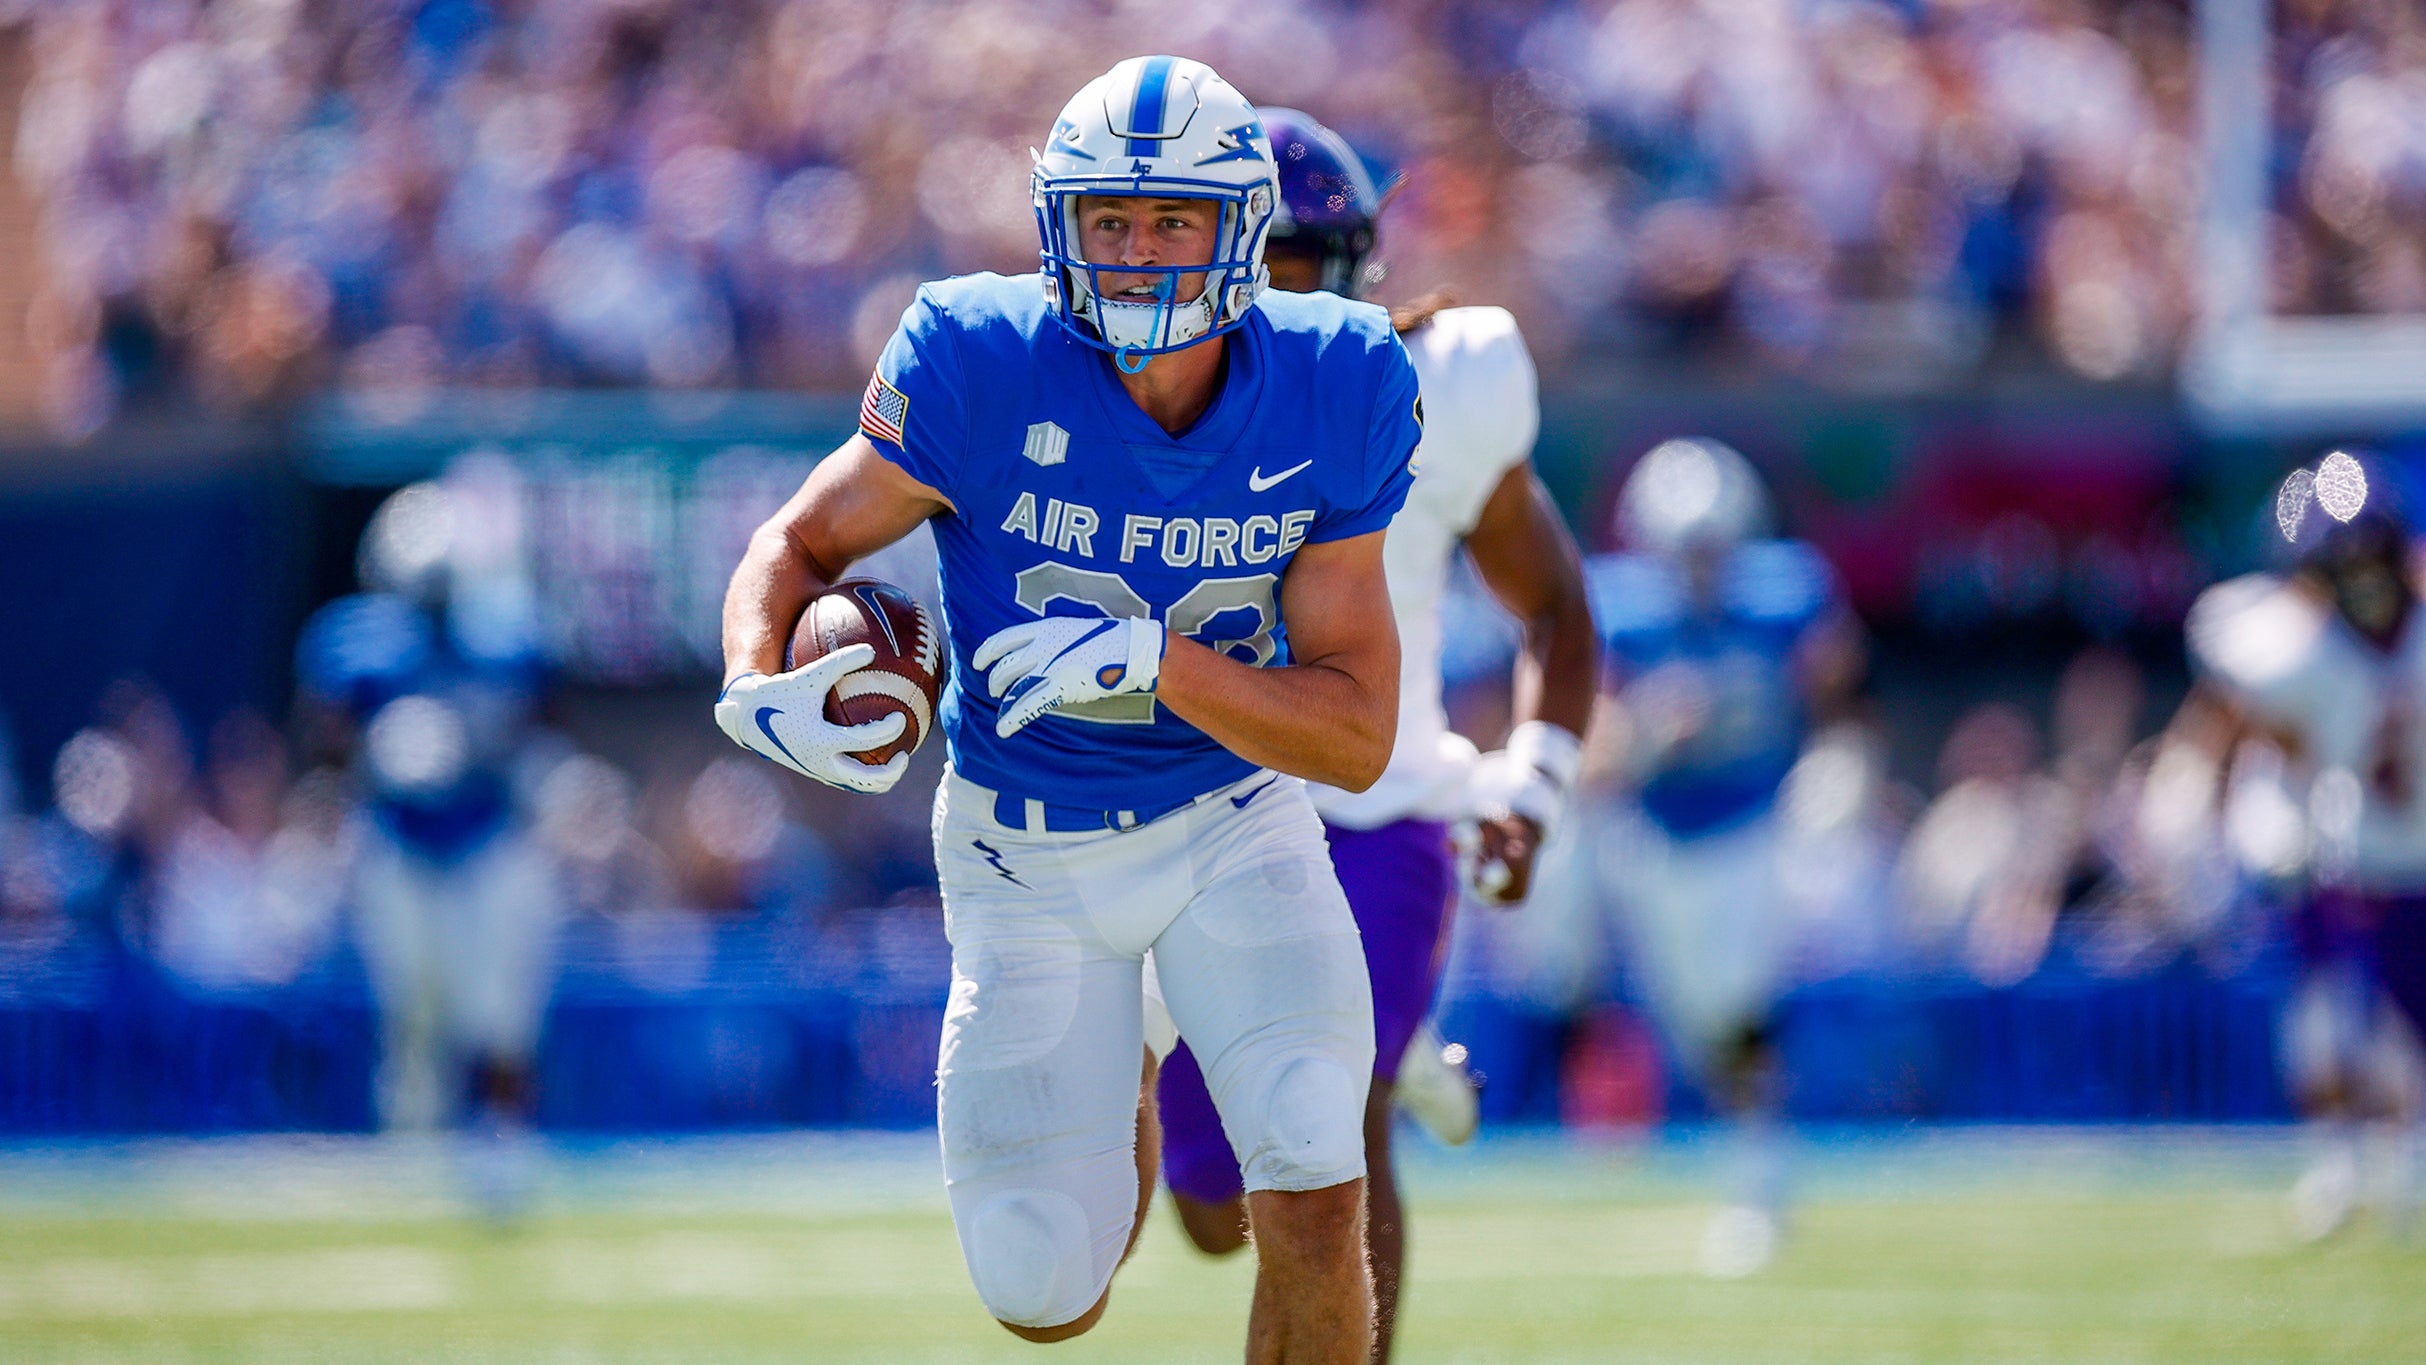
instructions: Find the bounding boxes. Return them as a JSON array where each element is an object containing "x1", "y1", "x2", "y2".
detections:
[
  {"x1": 1247, "y1": 460, "x2": 1314, "y2": 492},
  {"x1": 1230, "y1": 777, "x2": 1278, "y2": 809}
]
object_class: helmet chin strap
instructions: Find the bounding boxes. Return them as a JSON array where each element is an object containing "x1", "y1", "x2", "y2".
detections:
[
  {"x1": 1093, "y1": 268, "x2": 1223, "y2": 368},
  {"x1": 1116, "y1": 276, "x2": 1175, "y2": 373}
]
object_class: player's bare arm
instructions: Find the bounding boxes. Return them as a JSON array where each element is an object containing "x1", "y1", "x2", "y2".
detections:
[
  {"x1": 713, "y1": 437, "x2": 951, "y2": 794},
  {"x1": 1460, "y1": 461, "x2": 1596, "y2": 902},
  {"x1": 1155, "y1": 527, "x2": 1401, "y2": 792},
  {"x1": 1792, "y1": 605, "x2": 1870, "y2": 726},
  {"x1": 1466, "y1": 463, "x2": 1596, "y2": 741},
  {"x1": 2161, "y1": 680, "x2": 2305, "y2": 772},
  {"x1": 719, "y1": 436, "x2": 951, "y2": 683}
]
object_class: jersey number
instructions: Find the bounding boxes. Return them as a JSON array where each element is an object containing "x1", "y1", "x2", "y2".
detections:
[{"x1": 1012, "y1": 563, "x2": 1280, "y2": 724}]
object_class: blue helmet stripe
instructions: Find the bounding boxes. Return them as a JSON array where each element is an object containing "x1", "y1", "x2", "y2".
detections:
[{"x1": 1124, "y1": 56, "x2": 1174, "y2": 160}]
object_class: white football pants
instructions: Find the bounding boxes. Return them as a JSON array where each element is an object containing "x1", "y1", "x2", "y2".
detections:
[
  {"x1": 1615, "y1": 810, "x2": 1790, "y2": 1072},
  {"x1": 354, "y1": 826, "x2": 562, "y2": 1131},
  {"x1": 931, "y1": 766, "x2": 1373, "y2": 1329}
]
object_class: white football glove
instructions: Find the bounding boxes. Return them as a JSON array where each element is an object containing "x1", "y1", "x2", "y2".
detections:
[
  {"x1": 972, "y1": 616, "x2": 1165, "y2": 738},
  {"x1": 1468, "y1": 720, "x2": 1584, "y2": 835},
  {"x1": 714, "y1": 645, "x2": 909, "y2": 794},
  {"x1": 1462, "y1": 720, "x2": 1584, "y2": 902}
]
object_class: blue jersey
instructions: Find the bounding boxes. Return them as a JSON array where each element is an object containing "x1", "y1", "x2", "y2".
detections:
[
  {"x1": 296, "y1": 588, "x2": 543, "y2": 859},
  {"x1": 1586, "y1": 539, "x2": 1839, "y2": 838},
  {"x1": 863, "y1": 273, "x2": 1420, "y2": 810}
]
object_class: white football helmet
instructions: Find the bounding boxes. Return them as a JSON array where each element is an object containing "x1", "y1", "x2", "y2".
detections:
[
  {"x1": 358, "y1": 481, "x2": 457, "y2": 602},
  {"x1": 1033, "y1": 55, "x2": 1278, "y2": 368},
  {"x1": 1616, "y1": 437, "x2": 1774, "y2": 556}
]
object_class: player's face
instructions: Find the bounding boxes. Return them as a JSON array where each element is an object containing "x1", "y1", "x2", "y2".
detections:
[
  {"x1": 1263, "y1": 240, "x2": 1324, "y2": 293},
  {"x1": 1076, "y1": 196, "x2": 1221, "y2": 304},
  {"x1": 2324, "y1": 545, "x2": 2413, "y2": 646}
]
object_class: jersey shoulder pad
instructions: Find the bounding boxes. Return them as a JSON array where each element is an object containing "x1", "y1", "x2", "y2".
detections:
[
  {"x1": 1401, "y1": 306, "x2": 1540, "y2": 514},
  {"x1": 1255, "y1": 288, "x2": 1399, "y2": 363},
  {"x1": 1405, "y1": 307, "x2": 1536, "y2": 433},
  {"x1": 2186, "y1": 572, "x2": 2329, "y2": 695},
  {"x1": 1412, "y1": 305, "x2": 1528, "y2": 373},
  {"x1": 1584, "y1": 553, "x2": 1687, "y2": 652},
  {"x1": 909, "y1": 272, "x2": 1049, "y2": 349},
  {"x1": 446, "y1": 579, "x2": 545, "y2": 681},
  {"x1": 296, "y1": 593, "x2": 432, "y2": 711},
  {"x1": 1723, "y1": 539, "x2": 1837, "y2": 631},
  {"x1": 871, "y1": 274, "x2": 1041, "y2": 494}
]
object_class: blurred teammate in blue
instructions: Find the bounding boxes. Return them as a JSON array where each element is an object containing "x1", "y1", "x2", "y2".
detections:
[
  {"x1": 295, "y1": 466, "x2": 561, "y2": 1215},
  {"x1": 2168, "y1": 449, "x2": 2426, "y2": 1239},
  {"x1": 716, "y1": 57, "x2": 1418, "y2": 1360},
  {"x1": 1142, "y1": 108, "x2": 1596, "y2": 1363},
  {"x1": 1554, "y1": 437, "x2": 1861, "y2": 1275}
]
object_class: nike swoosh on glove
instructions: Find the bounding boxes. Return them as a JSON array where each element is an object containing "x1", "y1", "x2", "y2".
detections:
[
  {"x1": 714, "y1": 644, "x2": 910, "y2": 793},
  {"x1": 971, "y1": 616, "x2": 1165, "y2": 738}
]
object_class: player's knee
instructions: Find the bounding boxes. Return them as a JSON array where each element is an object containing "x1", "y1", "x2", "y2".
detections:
[
  {"x1": 962, "y1": 1188, "x2": 1106, "y2": 1331},
  {"x1": 999, "y1": 1292, "x2": 1109, "y2": 1344},
  {"x1": 1241, "y1": 1054, "x2": 1367, "y2": 1192}
]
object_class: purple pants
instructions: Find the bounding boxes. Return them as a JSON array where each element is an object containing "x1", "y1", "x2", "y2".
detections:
[
  {"x1": 2292, "y1": 890, "x2": 2377, "y2": 971},
  {"x1": 1158, "y1": 817, "x2": 1456, "y2": 1205},
  {"x1": 2297, "y1": 887, "x2": 2426, "y2": 1050},
  {"x1": 2352, "y1": 891, "x2": 2426, "y2": 1043}
]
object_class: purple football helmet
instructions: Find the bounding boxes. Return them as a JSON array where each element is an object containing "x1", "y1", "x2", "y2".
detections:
[
  {"x1": 2275, "y1": 448, "x2": 2415, "y2": 644},
  {"x1": 2277, "y1": 449, "x2": 2407, "y2": 565},
  {"x1": 1259, "y1": 108, "x2": 1384, "y2": 298}
]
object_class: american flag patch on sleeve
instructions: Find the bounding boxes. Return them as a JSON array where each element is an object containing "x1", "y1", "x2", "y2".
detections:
[{"x1": 860, "y1": 371, "x2": 910, "y2": 448}]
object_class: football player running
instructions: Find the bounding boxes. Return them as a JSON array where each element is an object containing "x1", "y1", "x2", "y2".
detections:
[
  {"x1": 2166, "y1": 450, "x2": 2426, "y2": 1239},
  {"x1": 294, "y1": 470, "x2": 562, "y2": 1219},
  {"x1": 1562, "y1": 437, "x2": 1861, "y2": 1275},
  {"x1": 1147, "y1": 109, "x2": 1596, "y2": 1364},
  {"x1": 718, "y1": 58, "x2": 1418, "y2": 1362}
]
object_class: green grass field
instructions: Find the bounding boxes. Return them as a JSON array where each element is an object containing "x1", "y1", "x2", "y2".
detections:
[{"x1": 0, "y1": 1128, "x2": 2417, "y2": 1363}]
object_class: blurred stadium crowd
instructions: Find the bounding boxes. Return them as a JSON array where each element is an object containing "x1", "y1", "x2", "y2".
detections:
[{"x1": 13, "y1": 0, "x2": 2426, "y2": 435}]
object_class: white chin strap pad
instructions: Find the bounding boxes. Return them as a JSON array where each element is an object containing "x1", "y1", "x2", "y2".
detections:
[{"x1": 1082, "y1": 285, "x2": 1218, "y2": 353}]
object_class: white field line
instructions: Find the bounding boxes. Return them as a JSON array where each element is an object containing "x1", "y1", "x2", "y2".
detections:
[{"x1": 0, "y1": 1246, "x2": 457, "y2": 1319}]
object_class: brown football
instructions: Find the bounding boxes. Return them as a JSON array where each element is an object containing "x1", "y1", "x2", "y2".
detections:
[{"x1": 786, "y1": 578, "x2": 947, "y2": 765}]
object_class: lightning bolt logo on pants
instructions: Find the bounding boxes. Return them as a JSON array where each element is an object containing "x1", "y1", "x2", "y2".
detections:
[{"x1": 972, "y1": 839, "x2": 1028, "y2": 888}]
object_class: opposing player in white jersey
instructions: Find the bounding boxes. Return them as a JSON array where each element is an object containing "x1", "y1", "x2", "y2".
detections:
[
  {"x1": 1148, "y1": 109, "x2": 1597, "y2": 1363},
  {"x1": 718, "y1": 59, "x2": 1418, "y2": 1361},
  {"x1": 2171, "y1": 450, "x2": 2426, "y2": 1238}
]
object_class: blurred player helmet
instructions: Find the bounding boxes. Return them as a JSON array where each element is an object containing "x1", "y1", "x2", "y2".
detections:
[
  {"x1": 1258, "y1": 108, "x2": 1384, "y2": 298},
  {"x1": 2276, "y1": 448, "x2": 2407, "y2": 560},
  {"x1": 352, "y1": 472, "x2": 544, "y2": 681},
  {"x1": 359, "y1": 481, "x2": 458, "y2": 602},
  {"x1": 2275, "y1": 448, "x2": 2414, "y2": 643},
  {"x1": 1033, "y1": 56, "x2": 1279, "y2": 367},
  {"x1": 1616, "y1": 437, "x2": 1773, "y2": 556}
]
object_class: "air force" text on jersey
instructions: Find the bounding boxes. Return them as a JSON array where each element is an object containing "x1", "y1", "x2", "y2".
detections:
[{"x1": 999, "y1": 492, "x2": 1317, "y2": 569}]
